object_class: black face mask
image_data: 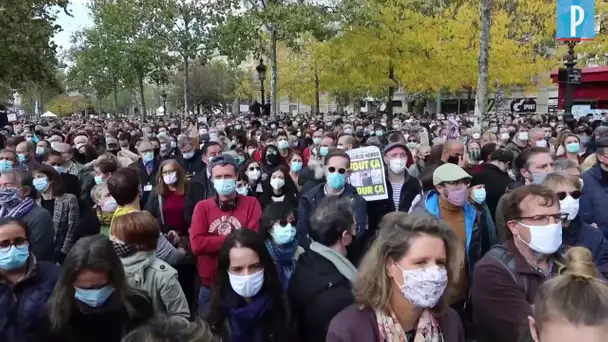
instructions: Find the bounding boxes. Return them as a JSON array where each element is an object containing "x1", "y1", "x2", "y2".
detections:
[
  {"x1": 153, "y1": 148, "x2": 160, "y2": 158},
  {"x1": 447, "y1": 155, "x2": 460, "y2": 165},
  {"x1": 266, "y1": 153, "x2": 279, "y2": 165}
]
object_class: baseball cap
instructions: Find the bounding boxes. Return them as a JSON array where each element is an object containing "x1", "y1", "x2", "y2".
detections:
[
  {"x1": 209, "y1": 154, "x2": 238, "y2": 171},
  {"x1": 433, "y1": 163, "x2": 471, "y2": 186},
  {"x1": 383, "y1": 142, "x2": 408, "y2": 155}
]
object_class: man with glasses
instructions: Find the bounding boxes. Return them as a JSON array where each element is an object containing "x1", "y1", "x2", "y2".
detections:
[
  {"x1": 296, "y1": 150, "x2": 367, "y2": 253},
  {"x1": 471, "y1": 184, "x2": 567, "y2": 342},
  {"x1": 184, "y1": 141, "x2": 222, "y2": 226}
]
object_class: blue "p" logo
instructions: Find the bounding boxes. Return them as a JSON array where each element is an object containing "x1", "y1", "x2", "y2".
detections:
[{"x1": 557, "y1": 0, "x2": 595, "y2": 40}]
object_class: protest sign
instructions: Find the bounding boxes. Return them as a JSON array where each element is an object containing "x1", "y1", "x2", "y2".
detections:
[{"x1": 346, "y1": 146, "x2": 388, "y2": 201}]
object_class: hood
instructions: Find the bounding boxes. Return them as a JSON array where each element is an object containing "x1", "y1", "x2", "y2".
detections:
[{"x1": 121, "y1": 251, "x2": 155, "y2": 287}]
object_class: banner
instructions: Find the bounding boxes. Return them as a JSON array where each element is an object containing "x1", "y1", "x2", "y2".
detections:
[{"x1": 346, "y1": 146, "x2": 388, "y2": 201}]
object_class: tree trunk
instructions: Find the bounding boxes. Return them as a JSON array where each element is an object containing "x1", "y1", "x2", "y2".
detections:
[
  {"x1": 474, "y1": 0, "x2": 492, "y2": 128},
  {"x1": 387, "y1": 62, "x2": 395, "y2": 123},
  {"x1": 466, "y1": 87, "x2": 473, "y2": 113},
  {"x1": 183, "y1": 54, "x2": 189, "y2": 115},
  {"x1": 113, "y1": 79, "x2": 119, "y2": 116},
  {"x1": 138, "y1": 74, "x2": 147, "y2": 120},
  {"x1": 270, "y1": 25, "x2": 278, "y2": 119},
  {"x1": 314, "y1": 72, "x2": 320, "y2": 116}
]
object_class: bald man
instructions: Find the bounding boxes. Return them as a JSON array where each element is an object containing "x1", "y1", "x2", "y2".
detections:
[
  {"x1": 15, "y1": 141, "x2": 36, "y2": 171},
  {"x1": 441, "y1": 139, "x2": 465, "y2": 165},
  {"x1": 337, "y1": 135, "x2": 358, "y2": 151}
]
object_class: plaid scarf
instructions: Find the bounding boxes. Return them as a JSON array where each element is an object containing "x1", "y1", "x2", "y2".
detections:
[
  {"x1": 0, "y1": 197, "x2": 35, "y2": 219},
  {"x1": 265, "y1": 239, "x2": 297, "y2": 287}
]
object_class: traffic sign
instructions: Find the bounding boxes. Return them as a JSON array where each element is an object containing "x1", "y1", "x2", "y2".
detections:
[
  {"x1": 568, "y1": 68, "x2": 582, "y2": 84},
  {"x1": 557, "y1": 0, "x2": 595, "y2": 40},
  {"x1": 510, "y1": 98, "x2": 537, "y2": 113}
]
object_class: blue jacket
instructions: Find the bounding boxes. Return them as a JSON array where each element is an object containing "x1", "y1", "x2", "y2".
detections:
[
  {"x1": 580, "y1": 163, "x2": 608, "y2": 238},
  {"x1": 296, "y1": 183, "x2": 367, "y2": 248},
  {"x1": 411, "y1": 190, "x2": 484, "y2": 271},
  {"x1": 0, "y1": 260, "x2": 60, "y2": 342},
  {"x1": 561, "y1": 217, "x2": 608, "y2": 278}
]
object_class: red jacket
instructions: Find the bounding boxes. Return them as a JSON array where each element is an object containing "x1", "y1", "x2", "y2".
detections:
[{"x1": 189, "y1": 195, "x2": 262, "y2": 286}]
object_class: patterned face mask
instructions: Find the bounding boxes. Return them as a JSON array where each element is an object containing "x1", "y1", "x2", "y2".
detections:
[{"x1": 395, "y1": 264, "x2": 448, "y2": 308}]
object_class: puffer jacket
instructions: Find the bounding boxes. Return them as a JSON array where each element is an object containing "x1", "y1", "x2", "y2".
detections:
[
  {"x1": 0, "y1": 259, "x2": 60, "y2": 342},
  {"x1": 580, "y1": 163, "x2": 608, "y2": 238},
  {"x1": 121, "y1": 251, "x2": 190, "y2": 319}
]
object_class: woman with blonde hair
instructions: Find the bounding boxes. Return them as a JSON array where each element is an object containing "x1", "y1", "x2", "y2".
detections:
[
  {"x1": 327, "y1": 212, "x2": 465, "y2": 341},
  {"x1": 527, "y1": 247, "x2": 608, "y2": 342}
]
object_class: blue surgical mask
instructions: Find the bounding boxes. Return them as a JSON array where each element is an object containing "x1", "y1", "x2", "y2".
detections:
[
  {"x1": 182, "y1": 151, "x2": 195, "y2": 159},
  {"x1": 343, "y1": 128, "x2": 353, "y2": 135},
  {"x1": 53, "y1": 166, "x2": 63, "y2": 174},
  {"x1": 327, "y1": 172, "x2": 346, "y2": 190},
  {"x1": 236, "y1": 186, "x2": 249, "y2": 195},
  {"x1": 472, "y1": 188, "x2": 486, "y2": 204},
  {"x1": 35, "y1": 147, "x2": 45, "y2": 156},
  {"x1": 17, "y1": 154, "x2": 27, "y2": 163},
  {"x1": 290, "y1": 161, "x2": 303, "y2": 173},
  {"x1": 142, "y1": 152, "x2": 154, "y2": 164},
  {"x1": 531, "y1": 171, "x2": 549, "y2": 184},
  {"x1": 313, "y1": 137, "x2": 322, "y2": 145},
  {"x1": 278, "y1": 140, "x2": 290, "y2": 149},
  {"x1": 406, "y1": 142, "x2": 418, "y2": 150},
  {"x1": 94, "y1": 175, "x2": 104, "y2": 185},
  {"x1": 74, "y1": 285, "x2": 115, "y2": 308},
  {"x1": 566, "y1": 142, "x2": 580, "y2": 154},
  {"x1": 272, "y1": 223, "x2": 296, "y2": 245},
  {"x1": 33, "y1": 177, "x2": 50, "y2": 193},
  {"x1": 237, "y1": 156, "x2": 245, "y2": 165},
  {"x1": 319, "y1": 146, "x2": 329, "y2": 156},
  {"x1": 0, "y1": 244, "x2": 29, "y2": 270},
  {"x1": 375, "y1": 130, "x2": 384, "y2": 137},
  {"x1": 213, "y1": 178, "x2": 236, "y2": 196},
  {"x1": 0, "y1": 160, "x2": 13, "y2": 173}
]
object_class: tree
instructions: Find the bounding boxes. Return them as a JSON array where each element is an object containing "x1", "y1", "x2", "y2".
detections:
[
  {"x1": 474, "y1": 0, "x2": 492, "y2": 123},
  {"x1": 46, "y1": 94, "x2": 87, "y2": 116}
]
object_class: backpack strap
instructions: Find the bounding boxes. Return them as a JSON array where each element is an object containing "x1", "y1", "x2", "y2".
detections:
[{"x1": 486, "y1": 245, "x2": 528, "y2": 297}]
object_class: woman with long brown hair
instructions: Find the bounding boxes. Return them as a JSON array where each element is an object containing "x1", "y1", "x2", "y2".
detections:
[{"x1": 144, "y1": 159, "x2": 188, "y2": 235}]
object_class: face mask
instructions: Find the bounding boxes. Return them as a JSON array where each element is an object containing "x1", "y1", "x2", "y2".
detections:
[
  {"x1": 445, "y1": 186, "x2": 468, "y2": 207},
  {"x1": 199, "y1": 128, "x2": 208, "y2": 135},
  {"x1": 326, "y1": 172, "x2": 346, "y2": 190},
  {"x1": 0, "y1": 245, "x2": 29, "y2": 270},
  {"x1": 101, "y1": 198, "x2": 118, "y2": 212},
  {"x1": 566, "y1": 142, "x2": 580, "y2": 154},
  {"x1": 163, "y1": 172, "x2": 178, "y2": 185},
  {"x1": 396, "y1": 264, "x2": 448, "y2": 308},
  {"x1": 375, "y1": 130, "x2": 384, "y2": 137},
  {"x1": 530, "y1": 171, "x2": 549, "y2": 184},
  {"x1": 213, "y1": 178, "x2": 236, "y2": 196},
  {"x1": 247, "y1": 170, "x2": 261, "y2": 181},
  {"x1": 17, "y1": 154, "x2": 27, "y2": 163},
  {"x1": 500, "y1": 132, "x2": 510, "y2": 141},
  {"x1": 343, "y1": 128, "x2": 353, "y2": 135},
  {"x1": 74, "y1": 285, "x2": 115, "y2": 308},
  {"x1": 313, "y1": 137, "x2": 322, "y2": 145},
  {"x1": 236, "y1": 186, "x2": 249, "y2": 195},
  {"x1": 469, "y1": 150, "x2": 480, "y2": 161},
  {"x1": 560, "y1": 195, "x2": 580, "y2": 221},
  {"x1": 389, "y1": 158, "x2": 406, "y2": 173},
  {"x1": 270, "y1": 178, "x2": 285, "y2": 190},
  {"x1": 535, "y1": 140, "x2": 548, "y2": 148},
  {"x1": 94, "y1": 175, "x2": 104, "y2": 185},
  {"x1": 142, "y1": 152, "x2": 154, "y2": 164},
  {"x1": 516, "y1": 221, "x2": 562, "y2": 255},
  {"x1": 489, "y1": 127, "x2": 498, "y2": 134},
  {"x1": 35, "y1": 147, "x2": 45, "y2": 155},
  {"x1": 33, "y1": 177, "x2": 50, "y2": 193},
  {"x1": 182, "y1": 151, "x2": 195, "y2": 159},
  {"x1": 209, "y1": 133, "x2": 218, "y2": 140},
  {"x1": 290, "y1": 161, "x2": 303, "y2": 173},
  {"x1": 518, "y1": 132, "x2": 529, "y2": 141},
  {"x1": 272, "y1": 223, "x2": 296, "y2": 245},
  {"x1": 228, "y1": 269, "x2": 265, "y2": 298},
  {"x1": 447, "y1": 155, "x2": 460, "y2": 165},
  {"x1": 319, "y1": 146, "x2": 329, "y2": 156},
  {"x1": 278, "y1": 140, "x2": 290, "y2": 149},
  {"x1": 0, "y1": 160, "x2": 13, "y2": 173},
  {"x1": 472, "y1": 133, "x2": 481, "y2": 140},
  {"x1": 579, "y1": 177, "x2": 584, "y2": 188},
  {"x1": 266, "y1": 153, "x2": 279, "y2": 165},
  {"x1": 0, "y1": 188, "x2": 20, "y2": 207},
  {"x1": 406, "y1": 142, "x2": 418, "y2": 150},
  {"x1": 472, "y1": 188, "x2": 486, "y2": 204},
  {"x1": 237, "y1": 156, "x2": 245, "y2": 165}
]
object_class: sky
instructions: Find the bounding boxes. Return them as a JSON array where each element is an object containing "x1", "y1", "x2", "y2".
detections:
[{"x1": 52, "y1": 0, "x2": 93, "y2": 51}]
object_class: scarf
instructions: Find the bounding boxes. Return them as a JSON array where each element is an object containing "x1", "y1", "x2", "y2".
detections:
[
  {"x1": 109, "y1": 235, "x2": 137, "y2": 258},
  {"x1": 229, "y1": 294, "x2": 272, "y2": 342},
  {"x1": 375, "y1": 307, "x2": 443, "y2": 342},
  {"x1": 265, "y1": 239, "x2": 297, "y2": 287},
  {"x1": 310, "y1": 241, "x2": 357, "y2": 283},
  {"x1": 0, "y1": 197, "x2": 35, "y2": 219}
]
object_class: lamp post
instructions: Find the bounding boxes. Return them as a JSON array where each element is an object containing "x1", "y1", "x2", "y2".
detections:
[
  {"x1": 256, "y1": 58, "x2": 267, "y2": 105},
  {"x1": 563, "y1": 41, "x2": 579, "y2": 115},
  {"x1": 160, "y1": 90, "x2": 167, "y2": 116}
]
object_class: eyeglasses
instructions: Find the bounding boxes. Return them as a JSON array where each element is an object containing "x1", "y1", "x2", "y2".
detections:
[
  {"x1": 277, "y1": 218, "x2": 297, "y2": 227},
  {"x1": 161, "y1": 170, "x2": 177, "y2": 176},
  {"x1": 328, "y1": 166, "x2": 347, "y2": 174},
  {"x1": 555, "y1": 190, "x2": 582, "y2": 200},
  {"x1": 407, "y1": 140, "x2": 418, "y2": 143},
  {"x1": 248, "y1": 166, "x2": 261, "y2": 171},
  {"x1": 444, "y1": 179, "x2": 470, "y2": 186},
  {"x1": 517, "y1": 213, "x2": 569, "y2": 225},
  {"x1": 0, "y1": 238, "x2": 28, "y2": 252}
]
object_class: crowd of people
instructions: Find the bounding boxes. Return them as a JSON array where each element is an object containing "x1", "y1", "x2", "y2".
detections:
[{"x1": 0, "y1": 111, "x2": 607, "y2": 342}]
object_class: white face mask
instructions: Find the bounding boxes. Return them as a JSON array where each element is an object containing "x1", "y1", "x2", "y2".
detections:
[
  {"x1": 389, "y1": 158, "x2": 407, "y2": 174},
  {"x1": 236, "y1": 186, "x2": 249, "y2": 195},
  {"x1": 396, "y1": 264, "x2": 448, "y2": 308},
  {"x1": 560, "y1": 195, "x2": 580, "y2": 221},
  {"x1": 535, "y1": 139, "x2": 548, "y2": 148},
  {"x1": 472, "y1": 133, "x2": 481, "y2": 140},
  {"x1": 228, "y1": 269, "x2": 265, "y2": 298},
  {"x1": 163, "y1": 172, "x2": 178, "y2": 185},
  {"x1": 101, "y1": 198, "x2": 118, "y2": 213},
  {"x1": 247, "y1": 170, "x2": 261, "y2": 181},
  {"x1": 518, "y1": 132, "x2": 529, "y2": 141},
  {"x1": 270, "y1": 178, "x2": 285, "y2": 190},
  {"x1": 500, "y1": 132, "x2": 510, "y2": 141},
  {"x1": 516, "y1": 221, "x2": 562, "y2": 255}
]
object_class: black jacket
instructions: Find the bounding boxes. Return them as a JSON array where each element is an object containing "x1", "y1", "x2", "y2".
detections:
[
  {"x1": 471, "y1": 163, "x2": 511, "y2": 221},
  {"x1": 184, "y1": 170, "x2": 214, "y2": 227},
  {"x1": 176, "y1": 149, "x2": 205, "y2": 177},
  {"x1": 128, "y1": 159, "x2": 160, "y2": 206},
  {"x1": 288, "y1": 250, "x2": 354, "y2": 342},
  {"x1": 60, "y1": 173, "x2": 81, "y2": 205}
]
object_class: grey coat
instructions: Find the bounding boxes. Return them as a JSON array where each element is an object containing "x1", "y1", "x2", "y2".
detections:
[
  {"x1": 38, "y1": 193, "x2": 80, "y2": 255},
  {"x1": 121, "y1": 251, "x2": 190, "y2": 319}
]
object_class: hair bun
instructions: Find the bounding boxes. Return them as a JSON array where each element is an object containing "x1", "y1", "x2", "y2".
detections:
[{"x1": 565, "y1": 247, "x2": 599, "y2": 280}]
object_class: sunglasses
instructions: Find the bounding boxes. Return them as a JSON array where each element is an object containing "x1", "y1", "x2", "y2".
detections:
[
  {"x1": 328, "y1": 166, "x2": 347, "y2": 174},
  {"x1": 555, "y1": 190, "x2": 582, "y2": 200},
  {"x1": 248, "y1": 166, "x2": 261, "y2": 171},
  {"x1": 407, "y1": 140, "x2": 418, "y2": 143},
  {"x1": 277, "y1": 218, "x2": 297, "y2": 227}
]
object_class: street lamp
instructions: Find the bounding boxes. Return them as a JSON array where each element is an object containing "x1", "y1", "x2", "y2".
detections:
[
  {"x1": 563, "y1": 41, "x2": 579, "y2": 115},
  {"x1": 160, "y1": 90, "x2": 167, "y2": 116},
  {"x1": 256, "y1": 58, "x2": 267, "y2": 105}
]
